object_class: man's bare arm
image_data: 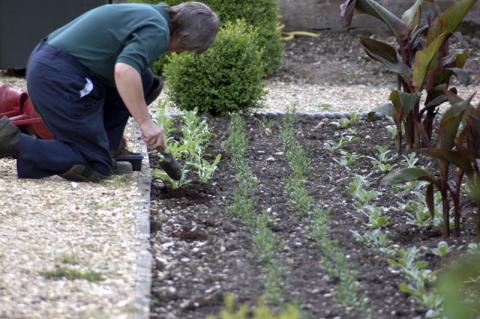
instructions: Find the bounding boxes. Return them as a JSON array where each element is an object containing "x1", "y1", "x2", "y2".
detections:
[{"x1": 114, "y1": 62, "x2": 165, "y2": 151}]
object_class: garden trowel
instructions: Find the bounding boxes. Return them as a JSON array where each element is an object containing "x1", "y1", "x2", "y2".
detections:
[{"x1": 158, "y1": 151, "x2": 182, "y2": 181}]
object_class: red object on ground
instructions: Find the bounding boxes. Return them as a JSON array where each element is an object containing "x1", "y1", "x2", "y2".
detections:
[{"x1": 0, "y1": 83, "x2": 53, "y2": 139}]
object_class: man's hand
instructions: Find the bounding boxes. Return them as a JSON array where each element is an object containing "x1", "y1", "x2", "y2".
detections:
[{"x1": 140, "y1": 119, "x2": 165, "y2": 151}]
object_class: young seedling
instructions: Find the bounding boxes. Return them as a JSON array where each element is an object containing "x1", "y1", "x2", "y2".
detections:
[
  {"x1": 281, "y1": 113, "x2": 375, "y2": 317},
  {"x1": 347, "y1": 169, "x2": 444, "y2": 315},
  {"x1": 431, "y1": 241, "x2": 450, "y2": 257},
  {"x1": 207, "y1": 294, "x2": 302, "y2": 319},
  {"x1": 334, "y1": 150, "x2": 362, "y2": 169},
  {"x1": 467, "y1": 243, "x2": 480, "y2": 254},
  {"x1": 153, "y1": 166, "x2": 191, "y2": 189},
  {"x1": 190, "y1": 154, "x2": 222, "y2": 184},
  {"x1": 388, "y1": 247, "x2": 443, "y2": 317},
  {"x1": 224, "y1": 114, "x2": 289, "y2": 305},
  {"x1": 351, "y1": 229, "x2": 393, "y2": 255},
  {"x1": 402, "y1": 152, "x2": 419, "y2": 168},
  {"x1": 366, "y1": 145, "x2": 394, "y2": 173},
  {"x1": 154, "y1": 107, "x2": 221, "y2": 188},
  {"x1": 400, "y1": 190, "x2": 443, "y2": 227},
  {"x1": 360, "y1": 204, "x2": 391, "y2": 229},
  {"x1": 323, "y1": 135, "x2": 359, "y2": 151},
  {"x1": 330, "y1": 113, "x2": 361, "y2": 129}
]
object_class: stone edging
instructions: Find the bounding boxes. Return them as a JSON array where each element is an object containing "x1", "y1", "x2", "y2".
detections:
[
  {"x1": 168, "y1": 110, "x2": 386, "y2": 119},
  {"x1": 256, "y1": 111, "x2": 385, "y2": 119},
  {"x1": 133, "y1": 125, "x2": 153, "y2": 319}
]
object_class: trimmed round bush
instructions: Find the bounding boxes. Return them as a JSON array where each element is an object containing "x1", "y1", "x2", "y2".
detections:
[
  {"x1": 130, "y1": 0, "x2": 283, "y2": 76},
  {"x1": 164, "y1": 20, "x2": 265, "y2": 115},
  {"x1": 197, "y1": 0, "x2": 283, "y2": 76}
]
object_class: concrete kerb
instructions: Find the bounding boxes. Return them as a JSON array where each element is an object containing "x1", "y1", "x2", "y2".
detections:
[
  {"x1": 133, "y1": 124, "x2": 153, "y2": 319},
  {"x1": 167, "y1": 110, "x2": 387, "y2": 120},
  {"x1": 256, "y1": 111, "x2": 385, "y2": 119}
]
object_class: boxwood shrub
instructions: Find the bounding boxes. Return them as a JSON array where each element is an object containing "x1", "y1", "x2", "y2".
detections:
[
  {"x1": 130, "y1": 0, "x2": 283, "y2": 76},
  {"x1": 163, "y1": 20, "x2": 265, "y2": 115}
]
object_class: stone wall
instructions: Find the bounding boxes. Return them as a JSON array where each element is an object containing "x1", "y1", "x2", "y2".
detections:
[{"x1": 279, "y1": 0, "x2": 480, "y2": 33}]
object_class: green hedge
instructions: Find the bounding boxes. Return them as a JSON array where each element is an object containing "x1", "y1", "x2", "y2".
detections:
[
  {"x1": 130, "y1": 0, "x2": 283, "y2": 76},
  {"x1": 164, "y1": 20, "x2": 265, "y2": 115}
]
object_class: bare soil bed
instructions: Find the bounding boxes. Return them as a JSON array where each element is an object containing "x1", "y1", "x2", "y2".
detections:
[
  {"x1": 149, "y1": 114, "x2": 477, "y2": 319},
  {"x1": 272, "y1": 29, "x2": 480, "y2": 87},
  {"x1": 149, "y1": 31, "x2": 480, "y2": 319}
]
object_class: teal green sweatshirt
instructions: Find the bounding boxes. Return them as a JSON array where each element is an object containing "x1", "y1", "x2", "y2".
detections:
[{"x1": 47, "y1": 3, "x2": 170, "y2": 85}]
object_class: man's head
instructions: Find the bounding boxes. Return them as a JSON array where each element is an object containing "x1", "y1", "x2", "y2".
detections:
[{"x1": 166, "y1": 2, "x2": 219, "y2": 54}]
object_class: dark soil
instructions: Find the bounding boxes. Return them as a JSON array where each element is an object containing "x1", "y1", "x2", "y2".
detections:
[
  {"x1": 149, "y1": 114, "x2": 477, "y2": 319},
  {"x1": 271, "y1": 30, "x2": 480, "y2": 86},
  {"x1": 149, "y1": 31, "x2": 480, "y2": 319}
]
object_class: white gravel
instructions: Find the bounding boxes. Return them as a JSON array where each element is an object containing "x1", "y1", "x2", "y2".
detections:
[{"x1": 0, "y1": 91, "x2": 147, "y2": 318}]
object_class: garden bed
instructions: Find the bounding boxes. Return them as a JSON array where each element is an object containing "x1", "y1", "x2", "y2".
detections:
[
  {"x1": 148, "y1": 29, "x2": 480, "y2": 319},
  {"x1": 149, "y1": 113, "x2": 477, "y2": 319}
]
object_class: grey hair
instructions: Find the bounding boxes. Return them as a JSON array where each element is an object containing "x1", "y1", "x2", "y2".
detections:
[{"x1": 165, "y1": 2, "x2": 220, "y2": 53}]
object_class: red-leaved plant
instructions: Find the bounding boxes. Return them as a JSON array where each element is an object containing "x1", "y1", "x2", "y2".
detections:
[
  {"x1": 340, "y1": 0, "x2": 478, "y2": 153},
  {"x1": 383, "y1": 94, "x2": 479, "y2": 237},
  {"x1": 341, "y1": 0, "x2": 480, "y2": 237}
]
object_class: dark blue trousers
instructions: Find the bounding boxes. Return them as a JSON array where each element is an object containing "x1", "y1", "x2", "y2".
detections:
[{"x1": 20, "y1": 41, "x2": 154, "y2": 179}]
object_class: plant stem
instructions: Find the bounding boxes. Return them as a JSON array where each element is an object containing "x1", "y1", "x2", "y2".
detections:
[
  {"x1": 452, "y1": 170, "x2": 465, "y2": 237},
  {"x1": 441, "y1": 189, "x2": 450, "y2": 237}
]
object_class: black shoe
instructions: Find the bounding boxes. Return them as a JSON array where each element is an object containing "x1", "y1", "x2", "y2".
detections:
[
  {"x1": 60, "y1": 164, "x2": 108, "y2": 182},
  {"x1": 159, "y1": 152, "x2": 182, "y2": 181},
  {"x1": 112, "y1": 160, "x2": 133, "y2": 175},
  {"x1": 145, "y1": 76, "x2": 163, "y2": 105},
  {"x1": 0, "y1": 116, "x2": 21, "y2": 159}
]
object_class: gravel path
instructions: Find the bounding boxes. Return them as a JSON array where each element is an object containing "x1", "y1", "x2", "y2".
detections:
[{"x1": 0, "y1": 110, "x2": 150, "y2": 318}]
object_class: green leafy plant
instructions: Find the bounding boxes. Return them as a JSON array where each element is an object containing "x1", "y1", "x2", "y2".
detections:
[
  {"x1": 59, "y1": 253, "x2": 81, "y2": 265},
  {"x1": 310, "y1": 208, "x2": 373, "y2": 316},
  {"x1": 388, "y1": 247, "x2": 444, "y2": 317},
  {"x1": 348, "y1": 174, "x2": 379, "y2": 205},
  {"x1": 402, "y1": 152, "x2": 420, "y2": 167},
  {"x1": 207, "y1": 294, "x2": 302, "y2": 319},
  {"x1": 330, "y1": 113, "x2": 362, "y2": 129},
  {"x1": 281, "y1": 114, "x2": 315, "y2": 218},
  {"x1": 366, "y1": 145, "x2": 394, "y2": 173},
  {"x1": 155, "y1": 99, "x2": 176, "y2": 138},
  {"x1": 351, "y1": 229, "x2": 393, "y2": 253},
  {"x1": 334, "y1": 150, "x2": 362, "y2": 169},
  {"x1": 341, "y1": 0, "x2": 478, "y2": 153},
  {"x1": 223, "y1": 114, "x2": 258, "y2": 224},
  {"x1": 253, "y1": 211, "x2": 288, "y2": 304},
  {"x1": 438, "y1": 253, "x2": 480, "y2": 319},
  {"x1": 152, "y1": 164, "x2": 191, "y2": 189},
  {"x1": 223, "y1": 115, "x2": 288, "y2": 304},
  {"x1": 401, "y1": 191, "x2": 442, "y2": 226},
  {"x1": 323, "y1": 135, "x2": 359, "y2": 151},
  {"x1": 360, "y1": 204, "x2": 391, "y2": 229},
  {"x1": 153, "y1": 107, "x2": 221, "y2": 188},
  {"x1": 347, "y1": 170, "x2": 444, "y2": 316},
  {"x1": 432, "y1": 241, "x2": 450, "y2": 257},
  {"x1": 281, "y1": 113, "x2": 374, "y2": 317},
  {"x1": 164, "y1": 20, "x2": 265, "y2": 115}
]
